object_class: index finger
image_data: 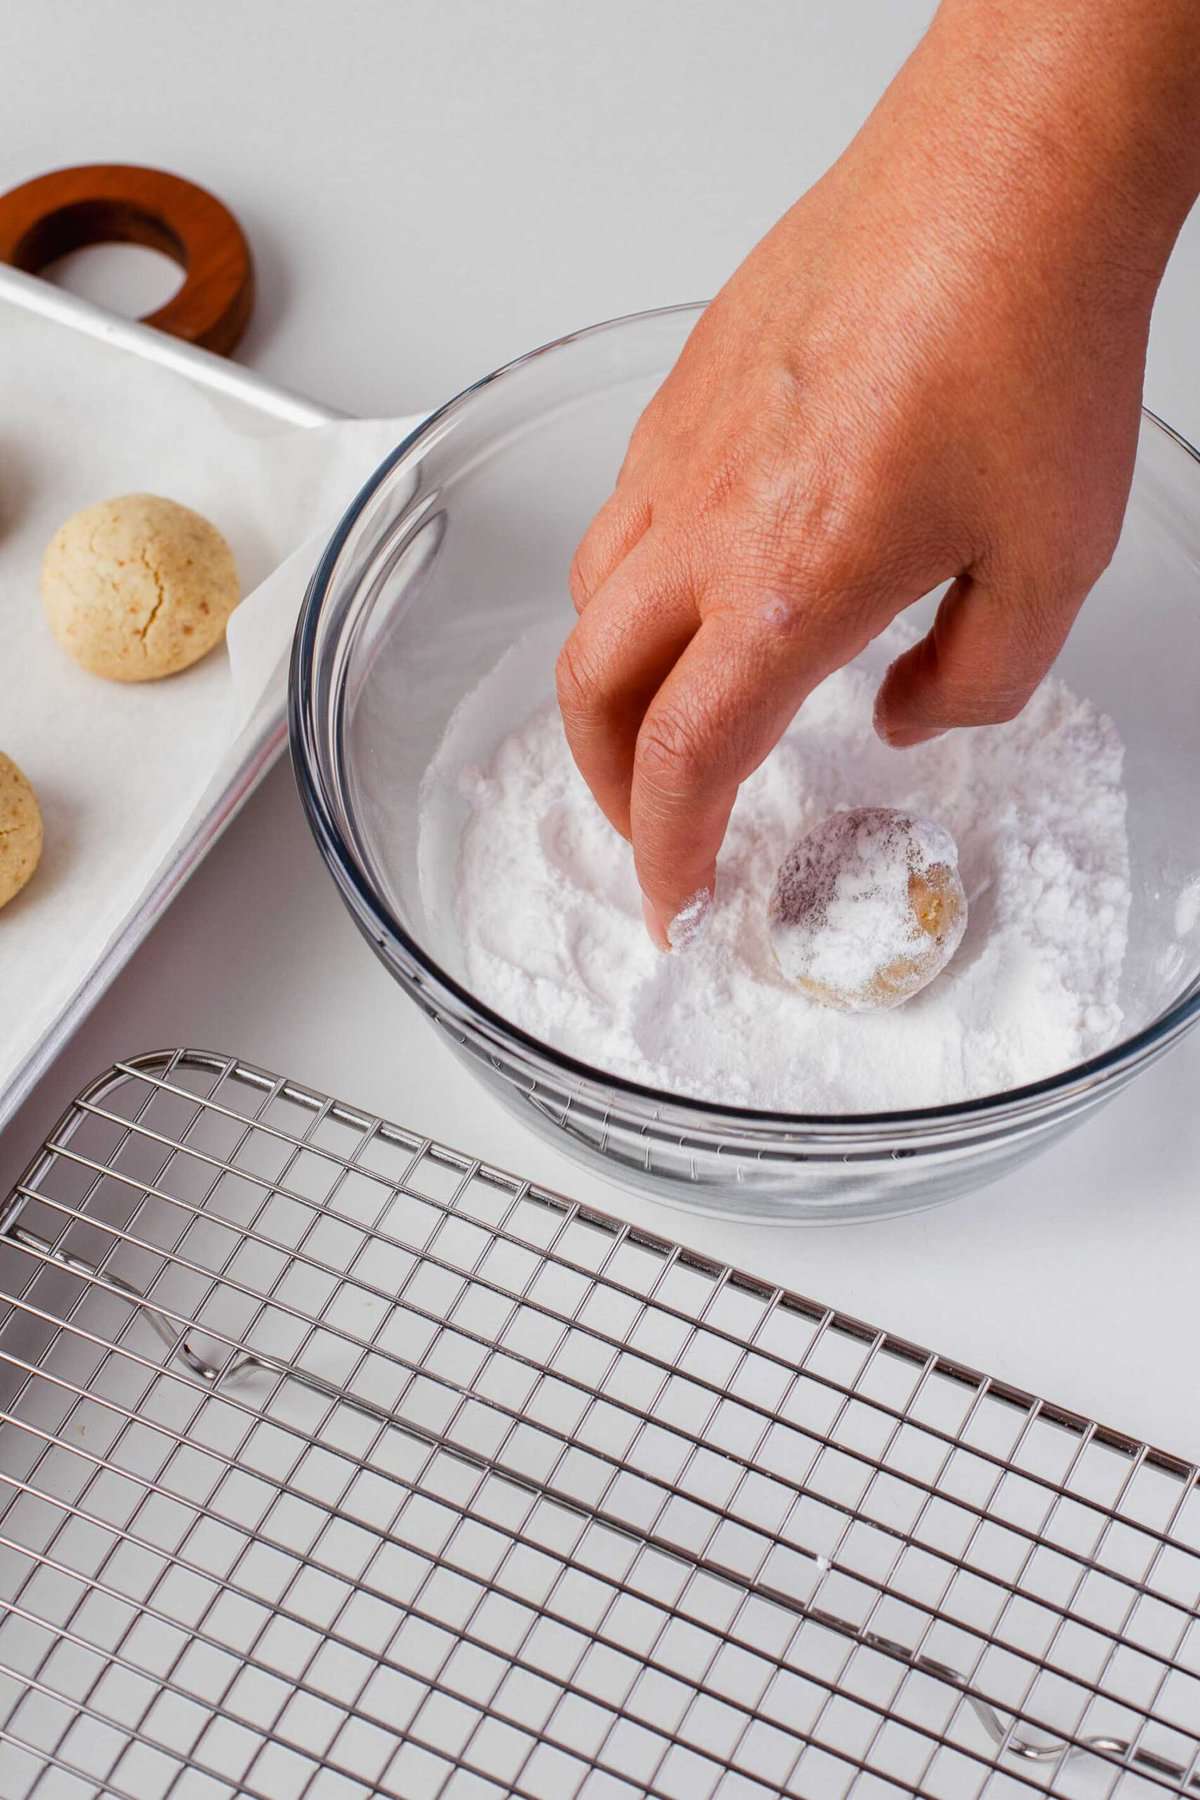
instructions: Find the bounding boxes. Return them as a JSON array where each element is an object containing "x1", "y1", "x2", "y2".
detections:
[
  {"x1": 557, "y1": 534, "x2": 698, "y2": 838},
  {"x1": 630, "y1": 606, "x2": 869, "y2": 948}
]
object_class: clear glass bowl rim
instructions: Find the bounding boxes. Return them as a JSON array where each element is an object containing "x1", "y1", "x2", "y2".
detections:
[{"x1": 290, "y1": 301, "x2": 1200, "y2": 1135}]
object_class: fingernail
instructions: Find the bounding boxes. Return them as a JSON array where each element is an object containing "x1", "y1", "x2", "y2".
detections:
[
  {"x1": 877, "y1": 718, "x2": 944, "y2": 749},
  {"x1": 642, "y1": 894, "x2": 670, "y2": 951},
  {"x1": 667, "y1": 887, "x2": 713, "y2": 952}
]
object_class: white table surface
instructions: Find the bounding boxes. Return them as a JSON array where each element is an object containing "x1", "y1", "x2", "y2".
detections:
[{"x1": 3, "y1": 0, "x2": 1198, "y2": 1465}]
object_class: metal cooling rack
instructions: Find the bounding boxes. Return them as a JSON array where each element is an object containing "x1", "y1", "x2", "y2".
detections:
[{"x1": 0, "y1": 1051, "x2": 1197, "y2": 1799}]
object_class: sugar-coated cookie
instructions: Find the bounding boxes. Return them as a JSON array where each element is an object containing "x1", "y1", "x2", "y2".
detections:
[
  {"x1": 769, "y1": 806, "x2": 967, "y2": 1011},
  {"x1": 41, "y1": 493, "x2": 239, "y2": 681},
  {"x1": 0, "y1": 753, "x2": 43, "y2": 908}
]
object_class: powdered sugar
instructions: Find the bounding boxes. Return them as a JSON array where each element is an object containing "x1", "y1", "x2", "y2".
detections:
[
  {"x1": 446, "y1": 645, "x2": 1129, "y2": 1112},
  {"x1": 1175, "y1": 875, "x2": 1200, "y2": 941},
  {"x1": 667, "y1": 888, "x2": 712, "y2": 951}
]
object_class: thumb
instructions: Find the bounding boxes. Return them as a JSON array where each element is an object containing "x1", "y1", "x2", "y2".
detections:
[{"x1": 874, "y1": 573, "x2": 1082, "y2": 747}]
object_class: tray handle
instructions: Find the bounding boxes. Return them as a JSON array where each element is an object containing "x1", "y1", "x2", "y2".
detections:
[{"x1": 0, "y1": 163, "x2": 254, "y2": 356}]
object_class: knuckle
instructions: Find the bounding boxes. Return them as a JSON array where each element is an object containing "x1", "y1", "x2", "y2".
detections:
[
  {"x1": 787, "y1": 481, "x2": 913, "y2": 599},
  {"x1": 795, "y1": 531, "x2": 875, "y2": 609},
  {"x1": 635, "y1": 705, "x2": 705, "y2": 794},
  {"x1": 977, "y1": 687, "x2": 1031, "y2": 726},
  {"x1": 715, "y1": 519, "x2": 890, "y2": 645},
  {"x1": 568, "y1": 544, "x2": 597, "y2": 613},
  {"x1": 728, "y1": 472, "x2": 905, "y2": 619},
  {"x1": 950, "y1": 678, "x2": 1035, "y2": 728},
  {"x1": 569, "y1": 491, "x2": 653, "y2": 612},
  {"x1": 568, "y1": 517, "x2": 616, "y2": 614},
  {"x1": 624, "y1": 404, "x2": 660, "y2": 469},
  {"x1": 753, "y1": 587, "x2": 810, "y2": 635},
  {"x1": 555, "y1": 634, "x2": 604, "y2": 721}
]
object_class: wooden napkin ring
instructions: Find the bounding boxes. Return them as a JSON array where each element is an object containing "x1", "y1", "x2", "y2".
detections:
[{"x1": 0, "y1": 163, "x2": 254, "y2": 356}]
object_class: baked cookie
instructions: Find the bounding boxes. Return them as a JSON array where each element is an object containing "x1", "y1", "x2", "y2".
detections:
[
  {"x1": 0, "y1": 753, "x2": 43, "y2": 908},
  {"x1": 41, "y1": 493, "x2": 239, "y2": 681}
]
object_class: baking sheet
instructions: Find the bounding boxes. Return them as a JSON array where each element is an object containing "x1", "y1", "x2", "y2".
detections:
[{"x1": 0, "y1": 288, "x2": 416, "y2": 1129}]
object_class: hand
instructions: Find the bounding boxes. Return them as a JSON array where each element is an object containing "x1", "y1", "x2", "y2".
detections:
[{"x1": 557, "y1": 0, "x2": 1200, "y2": 947}]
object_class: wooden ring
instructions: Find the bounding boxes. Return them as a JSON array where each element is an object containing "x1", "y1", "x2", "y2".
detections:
[{"x1": 0, "y1": 164, "x2": 254, "y2": 356}]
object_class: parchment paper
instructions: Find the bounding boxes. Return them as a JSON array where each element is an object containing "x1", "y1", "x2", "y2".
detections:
[{"x1": 0, "y1": 306, "x2": 417, "y2": 1091}]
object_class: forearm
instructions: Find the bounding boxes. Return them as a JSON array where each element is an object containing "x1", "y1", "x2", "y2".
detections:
[{"x1": 920, "y1": 0, "x2": 1200, "y2": 280}]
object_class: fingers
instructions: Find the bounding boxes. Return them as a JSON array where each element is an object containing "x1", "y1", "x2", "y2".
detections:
[
  {"x1": 568, "y1": 489, "x2": 652, "y2": 614},
  {"x1": 873, "y1": 572, "x2": 1083, "y2": 747},
  {"x1": 556, "y1": 534, "x2": 698, "y2": 837},
  {"x1": 629, "y1": 611, "x2": 838, "y2": 948}
]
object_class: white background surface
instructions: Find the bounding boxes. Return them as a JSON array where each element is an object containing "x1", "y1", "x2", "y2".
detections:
[{"x1": 3, "y1": 0, "x2": 1199, "y2": 1460}]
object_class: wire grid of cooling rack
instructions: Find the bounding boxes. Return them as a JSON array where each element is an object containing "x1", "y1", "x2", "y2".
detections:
[{"x1": 0, "y1": 1051, "x2": 1197, "y2": 1800}]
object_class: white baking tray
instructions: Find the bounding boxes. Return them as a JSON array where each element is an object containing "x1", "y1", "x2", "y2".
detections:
[{"x1": 0, "y1": 265, "x2": 384, "y2": 1138}]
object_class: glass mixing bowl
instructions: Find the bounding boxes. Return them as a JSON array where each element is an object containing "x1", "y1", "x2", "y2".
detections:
[{"x1": 291, "y1": 305, "x2": 1200, "y2": 1222}]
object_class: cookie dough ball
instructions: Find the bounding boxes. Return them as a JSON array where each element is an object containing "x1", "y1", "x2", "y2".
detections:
[
  {"x1": 0, "y1": 754, "x2": 43, "y2": 909},
  {"x1": 41, "y1": 494, "x2": 239, "y2": 682},
  {"x1": 769, "y1": 807, "x2": 967, "y2": 1011}
]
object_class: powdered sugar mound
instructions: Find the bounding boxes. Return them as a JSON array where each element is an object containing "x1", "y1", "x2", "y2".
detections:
[{"x1": 448, "y1": 650, "x2": 1129, "y2": 1112}]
